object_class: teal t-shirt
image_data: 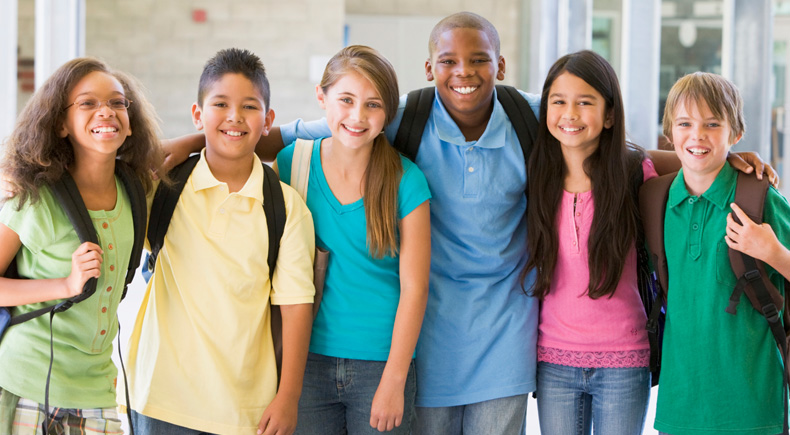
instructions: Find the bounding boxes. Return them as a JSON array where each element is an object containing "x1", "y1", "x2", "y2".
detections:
[
  {"x1": 655, "y1": 163, "x2": 790, "y2": 435},
  {"x1": 0, "y1": 178, "x2": 133, "y2": 408},
  {"x1": 277, "y1": 139, "x2": 431, "y2": 361}
]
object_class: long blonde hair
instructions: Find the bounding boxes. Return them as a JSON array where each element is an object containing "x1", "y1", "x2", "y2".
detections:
[
  {"x1": 320, "y1": 45, "x2": 403, "y2": 258},
  {"x1": 1, "y1": 57, "x2": 165, "y2": 208}
]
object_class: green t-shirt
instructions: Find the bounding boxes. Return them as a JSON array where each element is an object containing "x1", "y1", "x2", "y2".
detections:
[
  {"x1": 0, "y1": 178, "x2": 133, "y2": 409},
  {"x1": 655, "y1": 163, "x2": 790, "y2": 435}
]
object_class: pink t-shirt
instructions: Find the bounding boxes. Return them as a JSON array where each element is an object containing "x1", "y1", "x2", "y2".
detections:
[{"x1": 537, "y1": 159, "x2": 658, "y2": 368}]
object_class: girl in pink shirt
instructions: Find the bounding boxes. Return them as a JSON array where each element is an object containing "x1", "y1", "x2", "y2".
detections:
[{"x1": 524, "y1": 50, "x2": 657, "y2": 434}]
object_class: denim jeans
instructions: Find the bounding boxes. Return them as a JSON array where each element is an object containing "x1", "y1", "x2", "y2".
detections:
[
  {"x1": 294, "y1": 352, "x2": 416, "y2": 435},
  {"x1": 536, "y1": 362, "x2": 650, "y2": 435},
  {"x1": 411, "y1": 394, "x2": 529, "y2": 435},
  {"x1": 130, "y1": 410, "x2": 216, "y2": 435}
]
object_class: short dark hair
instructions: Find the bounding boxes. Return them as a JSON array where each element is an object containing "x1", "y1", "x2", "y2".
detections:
[
  {"x1": 197, "y1": 48, "x2": 270, "y2": 109},
  {"x1": 428, "y1": 12, "x2": 500, "y2": 58}
]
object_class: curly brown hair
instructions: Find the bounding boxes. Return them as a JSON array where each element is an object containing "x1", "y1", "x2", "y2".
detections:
[{"x1": 1, "y1": 57, "x2": 165, "y2": 208}]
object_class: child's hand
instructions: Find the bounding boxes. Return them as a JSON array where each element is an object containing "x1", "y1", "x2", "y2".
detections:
[
  {"x1": 725, "y1": 203, "x2": 780, "y2": 263},
  {"x1": 369, "y1": 377, "x2": 405, "y2": 432},
  {"x1": 63, "y1": 242, "x2": 103, "y2": 297},
  {"x1": 1, "y1": 175, "x2": 19, "y2": 199},
  {"x1": 257, "y1": 393, "x2": 298, "y2": 435},
  {"x1": 727, "y1": 152, "x2": 780, "y2": 187}
]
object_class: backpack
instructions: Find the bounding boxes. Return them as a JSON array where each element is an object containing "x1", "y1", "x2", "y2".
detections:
[
  {"x1": 145, "y1": 154, "x2": 288, "y2": 376},
  {"x1": 639, "y1": 171, "x2": 790, "y2": 434},
  {"x1": 0, "y1": 160, "x2": 147, "y2": 435},
  {"x1": 392, "y1": 85, "x2": 539, "y2": 168},
  {"x1": 0, "y1": 160, "x2": 146, "y2": 338}
]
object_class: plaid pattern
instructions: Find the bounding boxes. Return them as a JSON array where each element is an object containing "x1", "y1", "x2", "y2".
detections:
[{"x1": 0, "y1": 389, "x2": 122, "y2": 435}]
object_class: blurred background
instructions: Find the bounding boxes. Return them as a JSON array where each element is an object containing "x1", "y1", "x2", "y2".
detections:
[{"x1": 2, "y1": 1, "x2": 788, "y2": 433}]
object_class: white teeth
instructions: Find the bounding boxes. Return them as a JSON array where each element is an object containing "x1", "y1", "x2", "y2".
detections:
[
  {"x1": 561, "y1": 126, "x2": 583, "y2": 132},
  {"x1": 225, "y1": 131, "x2": 244, "y2": 137},
  {"x1": 688, "y1": 148, "x2": 709, "y2": 156},
  {"x1": 345, "y1": 125, "x2": 365, "y2": 133},
  {"x1": 91, "y1": 127, "x2": 117, "y2": 133},
  {"x1": 453, "y1": 86, "x2": 477, "y2": 95}
]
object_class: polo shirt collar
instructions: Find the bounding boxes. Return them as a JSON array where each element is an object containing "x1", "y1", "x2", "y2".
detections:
[
  {"x1": 667, "y1": 162, "x2": 736, "y2": 210},
  {"x1": 191, "y1": 149, "x2": 264, "y2": 203},
  {"x1": 431, "y1": 87, "x2": 507, "y2": 149}
]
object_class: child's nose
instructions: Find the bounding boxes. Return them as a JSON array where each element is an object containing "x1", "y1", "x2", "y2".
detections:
[{"x1": 227, "y1": 108, "x2": 243, "y2": 123}]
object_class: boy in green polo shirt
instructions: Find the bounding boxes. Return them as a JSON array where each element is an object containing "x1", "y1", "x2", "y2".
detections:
[{"x1": 654, "y1": 72, "x2": 790, "y2": 435}]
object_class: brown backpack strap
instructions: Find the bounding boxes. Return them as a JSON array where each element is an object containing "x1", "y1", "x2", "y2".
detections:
[{"x1": 638, "y1": 172, "x2": 677, "y2": 298}]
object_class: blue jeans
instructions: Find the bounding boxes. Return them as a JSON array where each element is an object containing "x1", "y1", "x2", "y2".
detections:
[
  {"x1": 295, "y1": 352, "x2": 416, "y2": 435},
  {"x1": 411, "y1": 394, "x2": 529, "y2": 435},
  {"x1": 536, "y1": 362, "x2": 650, "y2": 435},
  {"x1": 130, "y1": 410, "x2": 216, "y2": 435}
]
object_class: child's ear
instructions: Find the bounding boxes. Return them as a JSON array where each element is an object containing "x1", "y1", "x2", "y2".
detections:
[
  {"x1": 262, "y1": 108, "x2": 275, "y2": 136},
  {"x1": 731, "y1": 131, "x2": 743, "y2": 146},
  {"x1": 315, "y1": 84, "x2": 327, "y2": 109},
  {"x1": 58, "y1": 123, "x2": 69, "y2": 138},
  {"x1": 425, "y1": 59, "x2": 435, "y2": 82},
  {"x1": 604, "y1": 109, "x2": 615, "y2": 129},
  {"x1": 496, "y1": 56, "x2": 506, "y2": 81},
  {"x1": 191, "y1": 103, "x2": 204, "y2": 131}
]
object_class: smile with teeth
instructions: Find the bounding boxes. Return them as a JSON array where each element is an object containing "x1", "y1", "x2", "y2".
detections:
[
  {"x1": 452, "y1": 86, "x2": 478, "y2": 95},
  {"x1": 222, "y1": 130, "x2": 246, "y2": 137},
  {"x1": 91, "y1": 127, "x2": 118, "y2": 133},
  {"x1": 343, "y1": 125, "x2": 366, "y2": 133},
  {"x1": 560, "y1": 126, "x2": 584, "y2": 132},
  {"x1": 688, "y1": 147, "x2": 709, "y2": 156}
]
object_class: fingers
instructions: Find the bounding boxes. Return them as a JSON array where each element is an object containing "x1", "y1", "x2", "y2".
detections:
[
  {"x1": 66, "y1": 242, "x2": 104, "y2": 296},
  {"x1": 729, "y1": 203, "x2": 753, "y2": 226}
]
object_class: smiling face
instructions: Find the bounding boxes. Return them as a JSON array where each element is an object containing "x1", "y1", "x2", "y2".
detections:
[
  {"x1": 670, "y1": 98, "x2": 740, "y2": 189},
  {"x1": 425, "y1": 27, "x2": 505, "y2": 126},
  {"x1": 59, "y1": 71, "x2": 132, "y2": 159},
  {"x1": 317, "y1": 70, "x2": 387, "y2": 151},
  {"x1": 192, "y1": 72, "x2": 273, "y2": 163},
  {"x1": 546, "y1": 72, "x2": 613, "y2": 158}
]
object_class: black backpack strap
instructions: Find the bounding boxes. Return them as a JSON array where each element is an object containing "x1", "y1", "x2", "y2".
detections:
[
  {"x1": 392, "y1": 87, "x2": 435, "y2": 162},
  {"x1": 114, "y1": 160, "x2": 146, "y2": 301},
  {"x1": 262, "y1": 163, "x2": 286, "y2": 280},
  {"x1": 146, "y1": 155, "x2": 201, "y2": 274},
  {"x1": 495, "y1": 85, "x2": 539, "y2": 165}
]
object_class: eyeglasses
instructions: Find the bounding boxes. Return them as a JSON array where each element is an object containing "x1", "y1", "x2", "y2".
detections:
[{"x1": 64, "y1": 97, "x2": 132, "y2": 111}]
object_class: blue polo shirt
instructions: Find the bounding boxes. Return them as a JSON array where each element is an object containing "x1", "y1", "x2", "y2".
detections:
[{"x1": 281, "y1": 87, "x2": 541, "y2": 407}]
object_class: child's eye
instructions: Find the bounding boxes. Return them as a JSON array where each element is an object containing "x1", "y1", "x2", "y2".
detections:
[
  {"x1": 244, "y1": 104, "x2": 260, "y2": 110},
  {"x1": 439, "y1": 59, "x2": 455, "y2": 65},
  {"x1": 707, "y1": 123, "x2": 721, "y2": 128},
  {"x1": 76, "y1": 99, "x2": 99, "y2": 109},
  {"x1": 213, "y1": 102, "x2": 227, "y2": 108},
  {"x1": 578, "y1": 101, "x2": 592, "y2": 106},
  {"x1": 551, "y1": 100, "x2": 565, "y2": 105},
  {"x1": 340, "y1": 97, "x2": 353, "y2": 104},
  {"x1": 677, "y1": 122, "x2": 691, "y2": 127},
  {"x1": 367, "y1": 102, "x2": 382, "y2": 109},
  {"x1": 472, "y1": 58, "x2": 491, "y2": 64}
]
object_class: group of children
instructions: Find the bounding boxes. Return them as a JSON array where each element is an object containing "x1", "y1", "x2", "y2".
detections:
[{"x1": 0, "y1": 10, "x2": 788, "y2": 435}]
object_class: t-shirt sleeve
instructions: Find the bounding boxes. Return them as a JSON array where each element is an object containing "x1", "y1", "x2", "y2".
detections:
[
  {"x1": 270, "y1": 183, "x2": 316, "y2": 306},
  {"x1": 396, "y1": 157, "x2": 432, "y2": 220},
  {"x1": 0, "y1": 191, "x2": 57, "y2": 254}
]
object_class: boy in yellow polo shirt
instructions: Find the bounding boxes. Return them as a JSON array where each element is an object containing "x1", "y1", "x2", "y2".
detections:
[{"x1": 124, "y1": 48, "x2": 315, "y2": 434}]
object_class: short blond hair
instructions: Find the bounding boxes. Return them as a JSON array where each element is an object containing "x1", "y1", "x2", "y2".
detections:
[{"x1": 662, "y1": 72, "x2": 745, "y2": 143}]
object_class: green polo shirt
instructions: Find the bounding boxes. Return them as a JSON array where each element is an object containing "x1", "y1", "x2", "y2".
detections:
[
  {"x1": 655, "y1": 163, "x2": 790, "y2": 435},
  {"x1": 0, "y1": 178, "x2": 133, "y2": 409}
]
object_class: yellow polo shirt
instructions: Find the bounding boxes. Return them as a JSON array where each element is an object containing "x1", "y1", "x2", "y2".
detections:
[{"x1": 123, "y1": 151, "x2": 315, "y2": 434}]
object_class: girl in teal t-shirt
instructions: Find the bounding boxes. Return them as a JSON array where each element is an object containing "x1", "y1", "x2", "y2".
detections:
[
  {"x1": 276, "y1": 45, "x2": 431, "y2": 434},
  {"x1": 0, "y1": 57, "x2": 163, "y2": 434}
]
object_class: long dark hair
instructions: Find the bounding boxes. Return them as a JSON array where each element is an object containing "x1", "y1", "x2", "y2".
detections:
[{"x1": 525, "y1": 50, "x2": 644, "y2": 300}]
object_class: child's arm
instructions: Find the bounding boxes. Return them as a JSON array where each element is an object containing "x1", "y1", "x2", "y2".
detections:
[
  {"x1": 257, "y1": 303, "x2": 312, "y2": 435},
  {"x1": 725, "y1": 203, "x2": 790, "y2": 279},
  {"x1": 647, "y1": 149, "x2": 779, "y2": 186},
  {"x1": 370, "y1": 201, "x2": 430, "y2": 432},
  {"x1": 163, "y1": 128, "x2": 286, "y2": 170},
  {"x1": 0, "y1": 223, "x2": 103, "y2": 305}
]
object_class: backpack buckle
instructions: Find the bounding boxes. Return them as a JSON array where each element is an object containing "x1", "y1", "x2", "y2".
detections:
[
  {"x1": 763, "y1": 303, "x2": 780, "y2": 323},
  {"x1": 646, "y1": 318, "x2": 658, "y2": 334},
  {"x1": 744, "y1": 269, "x2": 762, "y2": 282}
]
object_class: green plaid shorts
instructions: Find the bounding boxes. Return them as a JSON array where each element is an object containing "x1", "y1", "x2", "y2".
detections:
[{"x1": 0, "y1": 389, "x2": 122, "y2": 435}]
